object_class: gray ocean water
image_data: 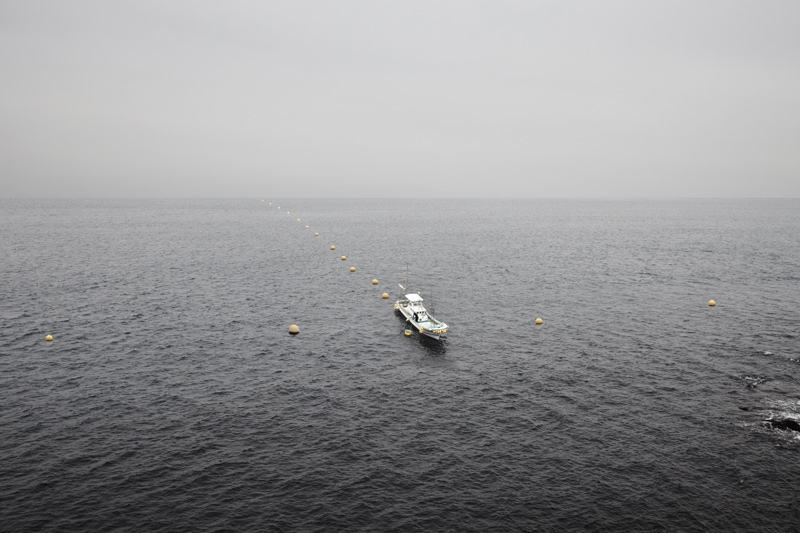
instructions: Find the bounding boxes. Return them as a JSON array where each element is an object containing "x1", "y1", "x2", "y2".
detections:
[{"x1": 1, "y1": 198, "x2": 799, "y2": 532}]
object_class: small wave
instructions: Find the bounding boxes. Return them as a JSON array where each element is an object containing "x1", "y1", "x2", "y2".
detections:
[
  {"x1": 741, "y1": 375, "x2": 771, "y2": 389},
  {"x1": 764, "y1": 398, "x2": 800, "y2": 411}
]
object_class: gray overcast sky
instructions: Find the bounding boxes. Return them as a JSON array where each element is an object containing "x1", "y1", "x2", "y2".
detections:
[{"x1": 1, "y1": 0, "x2": 798, "y2": 198}]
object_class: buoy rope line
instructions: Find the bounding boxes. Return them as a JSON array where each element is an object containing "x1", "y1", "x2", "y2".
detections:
[
  {"x1": 261, "y1": 199, "x2": 388, "y2": 336},
  {"x1": 258, "y1": 200, "x2": 717, "y2": 337},
  {"x1": 41, "y1": 200, "x2": 718, "y2": 342}
]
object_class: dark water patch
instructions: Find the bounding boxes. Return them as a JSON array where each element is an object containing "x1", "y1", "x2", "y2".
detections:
[{"x1": 763, "y1": 417, "x2": 800, "y2": 432}]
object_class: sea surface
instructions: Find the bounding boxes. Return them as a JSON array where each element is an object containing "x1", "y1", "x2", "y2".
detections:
[{"x1": 1, "y1": 198, "x2": 799, "y2": 532}]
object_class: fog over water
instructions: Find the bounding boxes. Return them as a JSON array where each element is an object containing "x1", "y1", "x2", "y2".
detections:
[{"x1": 1, "y1": 1, "x2": 799, "y2": 198}]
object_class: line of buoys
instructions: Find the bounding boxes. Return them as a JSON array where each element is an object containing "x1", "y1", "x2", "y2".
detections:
[
  {"x1": 264, "y1": 199, "x2": 553, "y2": 339},
  {"x1": 45, "y1": 334, "x2": 53, "y2": 342},
  {"x1": 264, "y1": 200, "x2": 394, "y2": 339},
  {"x1": 268, "y1": 202, "x2": 382, "y2": 290}
]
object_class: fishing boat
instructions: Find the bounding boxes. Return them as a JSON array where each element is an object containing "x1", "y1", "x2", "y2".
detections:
[{"x1": 395, "y1": 286, "x2": 448, "y2": 340}]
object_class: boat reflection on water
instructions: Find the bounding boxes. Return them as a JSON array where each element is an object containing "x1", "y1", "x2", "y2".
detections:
[{"x1": 397, "y1": 319, "x2": 448, "y2": 355}]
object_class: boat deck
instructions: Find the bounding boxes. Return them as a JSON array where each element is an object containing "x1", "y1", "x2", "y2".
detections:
[{"x1": 396, "y1": 300, "x2": 447, "y2": 332}]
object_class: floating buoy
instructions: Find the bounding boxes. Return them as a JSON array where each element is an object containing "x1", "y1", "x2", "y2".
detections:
[
  {"x1": 350, "y1": 266, "x2": 356, "y2": 272},
  {"x1": 45, "y1": 334, "x2": 53, "y2": 342},
  {"x1": 305, "y1": 225, "x2": 309, "y2": 229},
  {"x1": 269, "y1": 202, "x2": 271, "y2": 205},
  {"x1": 341, "y1": 256, "x2": 347, "y2": 261},
  {"x1": 382, "y1": 293, "x2": 389, "y2": 299},
  {"x1": 708, "y1": 300, "x2": 716, "y2": 307},
  {"x1": 372, "y1": 279, "x2": 379, "y2": 285},
  {"x1": 535, "y1": 318, "x2": 543, "y2": 325},
  {"x1": 330, "y1": 245, "x2": 335, "y2": 250},
  {"x1": 315, "y1": 233, "x2": 319, "y2": 236},
  {"x1": 289, "y1": 324, "x2": 300, "y2": 335},
  {"x1": 287, "y1": 211, "x2": 290, "y2": 214},
  {"x1": 261, "y1": 200, "x2": 264, "y2": 202},
  {"x1": 394, "y1": 302, "x2": 398, "y2": 308},
  {"x1": 297, "y1": 218, "x2": 301, "y2": 222},
  {"x1": 404, "y1": 330, "x2": 412, "y2": 336}
]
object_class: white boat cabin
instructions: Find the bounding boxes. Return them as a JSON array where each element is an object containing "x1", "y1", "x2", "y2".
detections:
[{"x1": 403, "y1": 294, "x2": 430, "y2": 322}]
